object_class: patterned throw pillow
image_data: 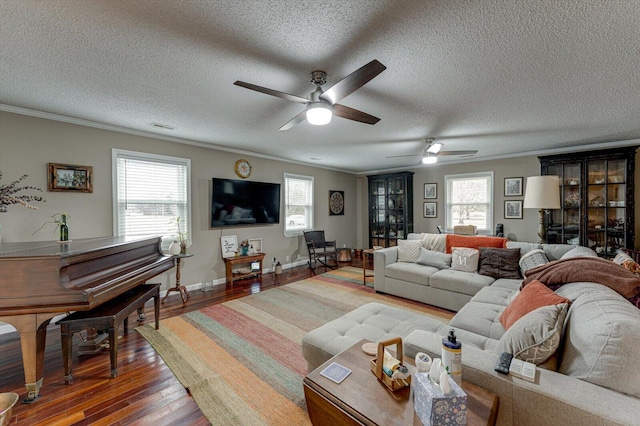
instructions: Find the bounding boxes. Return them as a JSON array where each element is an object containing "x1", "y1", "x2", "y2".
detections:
[
  {"x1": 519, "y1": 249, "x2": 549, "y2": 276},
  {"x1": 450, "y1": 247, "x2": 479, "y2": 272},
  {"x1": 397, "y1": 239, "x2": 422, "y2": 263},
  {"x1": 495, "y1": 303, "x2": 569, "y2": 365}
]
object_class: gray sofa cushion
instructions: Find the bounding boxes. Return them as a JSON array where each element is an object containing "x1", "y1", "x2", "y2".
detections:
[
  {"x1": 555, "y1": 282, "x2": 640, "y2": 398},
  {"x1": 542, "y1": 244, "x2": 577, "y2": 260},
  {"x1": 560, "y1": 246, "x2": 599, "y2": 259},
  {"x1": 385, "y1": 262, "x2": 438, "y2": 286},
  {"x1": 429, "y1": 269, "x2": 495, "y2": 297},
  {"x1": 506, "y1": 241, "x2": 543, "y2": 256}
]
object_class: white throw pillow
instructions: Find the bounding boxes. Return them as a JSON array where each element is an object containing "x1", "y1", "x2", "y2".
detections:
[
  {"x1": 450, "y1": 247, "x2": 479, "y2": 272},
  {"x1": 560, "y1": 246, "x2": 598, "y2": 259},
  {"x1": 397, "y1": 239, "x2": 422, "y2": 262}
]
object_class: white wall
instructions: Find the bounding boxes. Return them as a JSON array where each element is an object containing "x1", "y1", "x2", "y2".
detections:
[{"x1": 0, "y1": 111, "x2": 359, "y2": 289}]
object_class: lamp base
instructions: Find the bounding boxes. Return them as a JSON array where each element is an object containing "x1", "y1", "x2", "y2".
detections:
[{"x1": 536, "y1": 209, "x2": 546, "y2": 244}]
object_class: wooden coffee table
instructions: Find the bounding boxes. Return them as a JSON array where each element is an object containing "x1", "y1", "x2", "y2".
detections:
[{"x1": 303, "y1": 339, "x2": 499, "y2": 426}]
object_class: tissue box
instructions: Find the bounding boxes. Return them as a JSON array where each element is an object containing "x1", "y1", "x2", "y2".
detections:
[{"x1": 414, "y1": 372, "x2": 467, "y2": 426}]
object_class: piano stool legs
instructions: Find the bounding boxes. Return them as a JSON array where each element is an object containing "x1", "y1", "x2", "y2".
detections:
[{"x1": 57, "y1": 284, "x2": 160, "y2": 384}]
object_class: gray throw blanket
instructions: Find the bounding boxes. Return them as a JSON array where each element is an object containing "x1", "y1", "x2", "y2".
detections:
[{"x1": 522, "y1": 257, "x2": 640, "y2": 299}]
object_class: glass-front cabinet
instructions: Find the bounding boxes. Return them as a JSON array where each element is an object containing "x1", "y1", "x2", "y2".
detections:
[
  {"x1": 540, "y1": 147, "x2": 636, "y2": 258},
  {"x1": 367, "y1": 172, "x2": 413, "y2": 248}
]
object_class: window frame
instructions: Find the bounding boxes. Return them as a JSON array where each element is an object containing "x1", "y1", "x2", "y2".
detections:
[
  {"x1": 283, "y1": 173, "x2": 314, "y2": 237},
  {"x1": 444, "y1": 171, "x2": 494, "y2": 234},
  {"x1": 112, "y1": 149, "x2": 191, "y2": 239}
]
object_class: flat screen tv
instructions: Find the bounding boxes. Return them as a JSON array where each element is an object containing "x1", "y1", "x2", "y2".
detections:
[{"x1": 211, "y1": 178, "x2": 281, "y2": 227}]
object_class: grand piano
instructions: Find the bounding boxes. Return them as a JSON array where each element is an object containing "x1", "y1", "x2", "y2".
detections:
[{"x1": 0, "y1": 236, "x2": 175, "y2": 402}]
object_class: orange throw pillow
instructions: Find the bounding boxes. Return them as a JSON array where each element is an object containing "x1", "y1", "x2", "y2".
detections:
[
  {"x1": 500, "y1": 280, "x2": 571, "y2": 330},
  {"x1": 445, "y1": 234, "x2": 507, "y2": 254}
]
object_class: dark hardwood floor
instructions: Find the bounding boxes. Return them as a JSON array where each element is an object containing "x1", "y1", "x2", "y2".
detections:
[{"x1": 0, "y1": 261, "x2": 356, "y2": 425}]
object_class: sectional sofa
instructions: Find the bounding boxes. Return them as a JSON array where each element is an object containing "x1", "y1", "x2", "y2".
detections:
[{"x1": 302, "y1": 234, "x2": 640, "y2": 425}]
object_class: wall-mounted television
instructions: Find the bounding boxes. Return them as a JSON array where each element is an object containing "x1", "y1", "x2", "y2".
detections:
[{"x1": 211, "y1": 178, "x2": 281, "y2": 227}]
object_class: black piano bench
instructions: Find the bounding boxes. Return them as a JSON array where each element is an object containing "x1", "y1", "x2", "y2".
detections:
[{"x1": 56, "y1": 283, "x2": 161, "y2": 384}]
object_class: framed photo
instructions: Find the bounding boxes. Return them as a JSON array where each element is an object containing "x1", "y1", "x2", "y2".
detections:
[
  {"x1": 48, "y1": 163, "x2": 93, "y2": 192},
  {"x1": 504, "y1": 177, "x2": 523, "y2": 197},
  {"x1": 221, "y1": 235, "x2": 238, "y2": 258},
  {"x1": 504, "y1": 200, "x2": 523, "y2": 219},
  {"x1": 423, "y1": 183, "x2": 437, "y2": 199},
  {"x1": 423, "y1": 202, "x2": 437, "y2": 218},
  {"x1": 248, "y1": 238, "x2": 262, "y2": 254}
]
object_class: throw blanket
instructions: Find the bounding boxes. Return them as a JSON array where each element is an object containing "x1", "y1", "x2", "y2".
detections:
[
  {"x1": 522, "y1": 257, "x2": 640, "y2": 299},
  {"x1": 420, "y1": 233, "x2": 447, "y2": 252}
]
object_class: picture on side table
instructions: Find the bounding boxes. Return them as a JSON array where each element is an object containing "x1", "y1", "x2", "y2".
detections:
[
  {"x1": 504, "y1": 200, "x2": 523, "y2": 219},
  {"x1": 424, "y1": 183, "x2": 437, "y2": 199},
  {"x1": 248, "y1": 238, "x2": 262, "y2": 254},
  {"x1": 423, "y1": 202, "x2": 437, "y2": 218},
  {"x1": 504, "y1": 177, "x2": 523, "y2": 197},
  {"x1": 221, "y1": 235, "x2": 238, "y2": 258}
]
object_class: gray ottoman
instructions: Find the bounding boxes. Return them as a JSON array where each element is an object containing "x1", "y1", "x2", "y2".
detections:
[{"x1": 302, "y1": 302, "x2": 447, "y2": 371}]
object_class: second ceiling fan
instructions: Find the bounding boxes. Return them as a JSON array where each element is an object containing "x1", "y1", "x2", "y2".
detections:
[
  {"x1": 387, "y1": 138, "x2": 478, "y2": 164},
  {"x1": 234, "y1": 59, "x2": 386, "y2": 131}
]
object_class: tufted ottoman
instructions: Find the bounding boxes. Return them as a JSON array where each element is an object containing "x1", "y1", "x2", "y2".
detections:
[{"x1": 302, "y1": 302, "x2": 447, "y2": 371}]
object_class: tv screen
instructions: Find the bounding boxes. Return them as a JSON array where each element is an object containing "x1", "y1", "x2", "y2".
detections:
[{"x1": 211, "y1": 178, "x2": 281, "y2": 227}]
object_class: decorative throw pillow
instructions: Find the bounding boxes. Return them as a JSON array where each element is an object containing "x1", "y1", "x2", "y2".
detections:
[
  {"x1": 519, "y1": 248, "x2": 549, "y2": 276},
  {"x1": 445, "y1": 234, "x2": 507, "y2": 254},
  {"x1": 416, "y1": 247, "x2": 452, "y2": 269},
  {"x1": 613, "y1": 251, "x2": 634, "y2": 265},
  {"x1": 495, "y1": 303, "x2": 569, "y2": 365},
  {"x1": 478, "y1": 247, "x2": 521, "y2": 279},
  {"x1": 397, "y1": 239, "x2": 422, "y2": 263},
  {"x1": 450, "y1": 247, "x2": 480, "y2": 272},
  {"x1": 500, "y1": 280, "x2": 571, "y2": 330},
  {"x1": 559, "y1": 246, "x2": 598, "y2": 259}
]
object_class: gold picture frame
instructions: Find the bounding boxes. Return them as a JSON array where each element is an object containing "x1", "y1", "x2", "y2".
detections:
[{"x1": 48, "y1": 163, "x2": 93, "y2": 192}]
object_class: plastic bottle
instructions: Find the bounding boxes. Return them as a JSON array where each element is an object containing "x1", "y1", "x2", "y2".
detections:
[{"x1": 442, "y1": 328, "x2": 462, "y2": 384}]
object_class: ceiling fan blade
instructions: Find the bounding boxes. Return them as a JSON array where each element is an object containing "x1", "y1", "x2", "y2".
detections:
[
  {"x1": 332, "y1": 104, "x2": 380, "y2": 125},
  {"x1": 438, "y1": 150, "x2": 478, "y2": 156},
  {"x1": 279, "y1": 110, "x2": 307, "y2": 131},
  {"x1": 319, "y1": 59, "x2": 386, "y2": 104},
  {"x1": 386, "y1": 153, "x2": 419, "y2": 158},
  {"x1": 234, "y1": 81, "x2": 309, "y2": 104}
]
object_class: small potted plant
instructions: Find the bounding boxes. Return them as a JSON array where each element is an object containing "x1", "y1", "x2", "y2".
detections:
[{"x1": 170, "y1": 216, "x2": 189, "y2": 254}]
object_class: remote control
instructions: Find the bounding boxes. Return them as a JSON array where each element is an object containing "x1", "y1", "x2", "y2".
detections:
[{"x1": 494, "y1": 352, "x2": 513, "y2": 374}]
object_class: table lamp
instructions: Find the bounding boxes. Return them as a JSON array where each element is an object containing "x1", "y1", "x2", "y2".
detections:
[{"x1": 523, "y1": 176, "x2": 560, "y2": 243}]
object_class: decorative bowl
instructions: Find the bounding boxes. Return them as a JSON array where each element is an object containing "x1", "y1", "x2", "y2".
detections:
[{"x1": 0, "y1": 393, "x2": 19, "y2": 426}]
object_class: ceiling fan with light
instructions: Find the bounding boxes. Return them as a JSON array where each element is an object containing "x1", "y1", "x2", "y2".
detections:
[
  {"x1": 387, "y1": 138, "x2": 478, "y2": 164},
  {"x1": 233, "y1": 59, "x2": 386, "y2": 131}
]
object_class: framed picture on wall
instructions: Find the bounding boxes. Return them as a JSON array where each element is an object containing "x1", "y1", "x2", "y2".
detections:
[
  {"x1": 504, "y1": 200, "x2": 523, "y2": 219},
  {"x1": 504, "y1": 177, "x2": 523, "y2": 197},
  {"x1": 48, "y1": 163, "x2": 93, "y2": 192},
  {"x1": 423, "y1": 202, "x2": 437, "y2": 218},
  {"x1": 424, "y1": 183, "x2": 437, "y2": 199},
  {"x1": 221, "y1": 235, "x2": 238, "y2": 258},
  {"x1": 248, "y1": 238, "x2": 262, "y2": 254}
]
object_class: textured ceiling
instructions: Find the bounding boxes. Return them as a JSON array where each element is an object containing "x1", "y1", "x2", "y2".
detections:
[{"x1": 1, "y1": 0, "x2": 639, "y2": 173}]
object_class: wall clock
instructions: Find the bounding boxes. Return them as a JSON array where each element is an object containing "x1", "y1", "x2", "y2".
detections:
[
  {"x1": 234, "y1": 159, "x2": 252, "y2": 178},
  {"x1": 329, "y1": 190, "x2": 345, "y2": 216}
]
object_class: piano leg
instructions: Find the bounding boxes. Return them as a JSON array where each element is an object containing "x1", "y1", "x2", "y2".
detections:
[{"x1": 0, "y1": 313, "x2": 57, "y2": 403}]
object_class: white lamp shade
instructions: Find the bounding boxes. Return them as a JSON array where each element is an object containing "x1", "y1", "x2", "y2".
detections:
[
  {"x1": 523, "y1": 176, "x2": 561, "y2": 209},
  {"x1": 421, "y1": 152, "x2": 438, "y2": 164},
  {"x1": 306, "y1": 102, "x2": 332, "y2": 125}
]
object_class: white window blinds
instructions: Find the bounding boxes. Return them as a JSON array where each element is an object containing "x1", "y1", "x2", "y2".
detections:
[
  {"x1": 284, "y1": 173, "x2": 314, "y2": 237},
  {"x1": 113, "y1": 149, "x2": 191, "y2": 239},
  {"x1": 445, "y1": 172, "x2": 494, "y2": 234}
]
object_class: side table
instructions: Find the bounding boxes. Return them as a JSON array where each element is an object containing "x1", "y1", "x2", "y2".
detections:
[
  {"x1": 223, "y1": 253, "x2": 266, "y2": 285},
  {"x1": 162, "y1": 253, "x2": 193, "y2": 304},
  {"x1": 362, "y1": 248, "x2": 375, "y2": 285}
]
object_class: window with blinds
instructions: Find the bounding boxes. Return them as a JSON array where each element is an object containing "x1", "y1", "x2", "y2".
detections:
[
  {"x1": 445, "y1": 171, "x2": 494, "y2": 234},
  {"x1": 112, "y1": 149, "x2": 191, "y2": 239},
  {"x1": 284, "y1": 173, "x2": 314, "y2": 237}
]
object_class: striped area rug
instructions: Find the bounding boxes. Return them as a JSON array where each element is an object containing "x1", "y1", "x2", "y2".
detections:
[{"x1": 137, "y1": 266, "x2": 452, "y2": 425}]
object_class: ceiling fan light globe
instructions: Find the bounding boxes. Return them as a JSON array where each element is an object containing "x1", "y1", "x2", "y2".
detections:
[
  {"x1": 427, "y1": 142, "x2": 443, "y2": 154},
  {"x1": 422, "y1": 153, "x2": 438, "y2": 164},
  {"x1": 306, "y1": 102, "x2": 332, "y2": 125}
]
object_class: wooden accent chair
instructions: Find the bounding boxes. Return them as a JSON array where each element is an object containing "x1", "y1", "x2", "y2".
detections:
[{"x1": 304, "y1": 230, "x2": 338, "y2": 272}]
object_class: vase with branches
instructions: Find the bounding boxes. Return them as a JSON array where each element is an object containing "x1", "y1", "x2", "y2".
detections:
[
  {"x1": 33, "y1": 212, "x2": 71, "y2": 242},
  {"x1": 0, "y1": 171, "x2": 45, "y2": 213}
]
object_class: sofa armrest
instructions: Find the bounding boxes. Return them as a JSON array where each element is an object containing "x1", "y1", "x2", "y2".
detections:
[
  {"x1": 405, "y1": 330, "x2": 640, "y2": 426},
  {"x1": 373, "y1": 247, "x2": 397, "y2": 293}
]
